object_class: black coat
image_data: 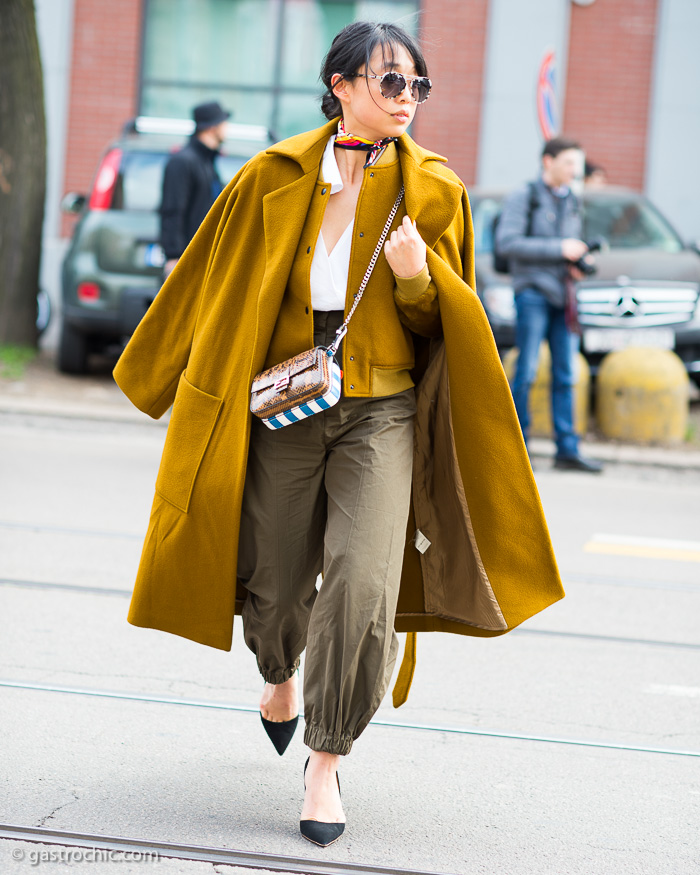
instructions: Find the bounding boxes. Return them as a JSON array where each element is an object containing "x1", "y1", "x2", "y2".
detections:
[{"x1": 159, "y1": 137, "x2": 224, "y2": 259}]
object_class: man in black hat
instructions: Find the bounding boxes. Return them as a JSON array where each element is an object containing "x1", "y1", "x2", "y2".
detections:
[{"x1": 160, "y1": 101, "x2": 231, "y2": 277}]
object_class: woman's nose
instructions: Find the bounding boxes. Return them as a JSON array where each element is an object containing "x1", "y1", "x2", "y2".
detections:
[{"x1": 396, "y1": 81, "x2": 411, "y2": 102}]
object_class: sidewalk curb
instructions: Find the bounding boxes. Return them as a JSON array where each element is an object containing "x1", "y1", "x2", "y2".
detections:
[
  {"x1": 0, "y1": 396, "x2": 166, "y2": 428},
  {"x1": 528, "y1": 437, "x2": 700, "y2": 470},
  {"x1": 2, "y1": 395, "x2": 700, "y2": 469}
]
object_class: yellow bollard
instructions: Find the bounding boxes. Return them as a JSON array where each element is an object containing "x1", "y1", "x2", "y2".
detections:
[
  {"x1": 596, "y1": 347, "x2": 689, "y2": 444},
  {"x1": 503, "y1": 342, "x2": 590, "y2": 438}
]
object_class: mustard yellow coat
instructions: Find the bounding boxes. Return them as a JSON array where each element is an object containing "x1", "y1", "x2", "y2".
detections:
[{"x1": 113, "y1": 120, "x2": 564, "y2": 682}]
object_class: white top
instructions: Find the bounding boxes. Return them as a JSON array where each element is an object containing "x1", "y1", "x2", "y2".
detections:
[{"x1": 310, "y1": 136, "x2": 353, "y2": 311}]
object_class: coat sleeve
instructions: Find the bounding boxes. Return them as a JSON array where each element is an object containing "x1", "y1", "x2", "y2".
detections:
[
  {"x1": 159, "y1": 152, "x2": 193, "y2": 260},
  {"x1": 114, "y1": 167, "x2": 245, "y2": 418},
  {"x1": 393, "y1": 267, "x2": 441, "y2": 337},
  {"x1": 496, "y1": 186, "x2": 564, "y2": 263}
]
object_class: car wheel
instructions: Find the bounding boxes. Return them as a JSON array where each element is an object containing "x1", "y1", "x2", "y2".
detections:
[{"x1": 58, "y1": 321, "x2": 89, "y2": 374}]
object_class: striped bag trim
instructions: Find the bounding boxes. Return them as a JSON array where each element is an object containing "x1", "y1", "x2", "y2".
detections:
[{"x1": 261, "y1": 360, "x2": 342, "y2": 430}]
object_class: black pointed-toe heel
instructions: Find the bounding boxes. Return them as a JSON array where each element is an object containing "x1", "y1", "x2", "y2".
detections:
[
  {"x1": 260, "y1": 713, "x2": 298, "y2": 756},
  {"x1": 260, "y1": 669, "x2": 299, "y2": 756},
  {"x1": 300, "y1": 756, "x2": 345, "y2": 848}
]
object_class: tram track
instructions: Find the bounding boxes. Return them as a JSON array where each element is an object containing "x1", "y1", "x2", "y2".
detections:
[
  {"x1": 1, "y1": 679, "x2": 698, "y2": 758},
  {"x1": 3, "y1": 576, "x2": 700, "y2": 651},
  {"x1": 0, "y1": 578, "x2": 134, "y2": 598},
  {"x1": 512, "y1": 626, "x2": 700, "y2": 650},
  {"x1": 0, "y1": 823, "x2": 448, "y2": 875},
  {"x1": 3, "y1": 520, "x2": 700, "y2": 595},
  {"x1": 0, "y1": 520, "x2": 143, "y2": 540},
  {"x1": 561, "y1": 569, "x2": 700, "y2": 593}
]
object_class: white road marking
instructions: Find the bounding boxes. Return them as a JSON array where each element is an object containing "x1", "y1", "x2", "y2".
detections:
[
  {"x1": 647, "y1": 684, "x2": 700, "y2": 699},
  {"x1": 584, "y1": 533, "x2": 700, "y2": 563},
  {"x1": 590, "y1": 534, "x2": 700, "y2": 551}
]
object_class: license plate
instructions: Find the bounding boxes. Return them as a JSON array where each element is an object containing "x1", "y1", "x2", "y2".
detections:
[
  {"x1": 583, "y1": 327, "x2": 675, "y2": 353},
  {"x1": 140, "y1": 242, "x2": 165, "y2": 268}
]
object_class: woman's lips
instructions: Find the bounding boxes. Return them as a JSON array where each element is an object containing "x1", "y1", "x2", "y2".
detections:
[{"x1": 393, "y1": 112, "x2": 410, "y2": 121}]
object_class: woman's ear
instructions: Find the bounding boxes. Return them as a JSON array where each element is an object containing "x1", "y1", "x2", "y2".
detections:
[{"x1": 331, "y1": 73, "x2": 351, "y2": 107}]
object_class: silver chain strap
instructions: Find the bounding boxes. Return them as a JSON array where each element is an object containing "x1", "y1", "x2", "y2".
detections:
[{"x1": 326, "y1": 185, "x2": 405, "y2": 357}]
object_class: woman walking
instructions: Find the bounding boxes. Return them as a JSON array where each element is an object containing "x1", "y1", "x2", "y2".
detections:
[{"x1": 114, "y1": 21, "x2": 563, "y2": 847}]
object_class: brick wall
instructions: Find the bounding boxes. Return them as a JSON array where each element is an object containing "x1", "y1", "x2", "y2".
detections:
[
  {"x1": 563, "y1": 0, "x2": 659, "y2": 190},
  {"x1": 61, "y1": 0, "x2": 143, "y2": 236},
  {"x1": 413, "y1": 0, "x2": 489, "y2": 186}
]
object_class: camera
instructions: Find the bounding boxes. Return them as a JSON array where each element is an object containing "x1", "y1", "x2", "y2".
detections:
[{"x1": 570, "y1": 236, "x2": 606, "y2": 276}]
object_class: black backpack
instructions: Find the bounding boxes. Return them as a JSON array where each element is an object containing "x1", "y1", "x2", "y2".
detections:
[{"x1": 492, "y1": 181, "x2": 539, "y2": 274}]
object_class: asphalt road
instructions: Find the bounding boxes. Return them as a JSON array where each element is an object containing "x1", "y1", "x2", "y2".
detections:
[{"x1": 1, "y1": 409, "x2": 699, "y2": 874}]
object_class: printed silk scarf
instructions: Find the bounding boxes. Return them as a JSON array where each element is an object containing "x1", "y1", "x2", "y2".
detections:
[{"x1": 334, "y1": 118, "x2": 396, "y2": 168}]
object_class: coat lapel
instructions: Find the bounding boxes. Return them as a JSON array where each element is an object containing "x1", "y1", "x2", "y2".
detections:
[
  {"x1": 397, "y1": 135, "x2": 463, "y2": 250},
  {"x1": 261, "y1": 174, "x2": 317, "y2": 290},
  {"x1": 254, "y1": 126, "x2": 334, "y2": 364},
  {"x1": 260, "y1": 123, "x2": 462, "y2": 288},
  {"x1": 260, "y1": 121, "x2": 334, "y2": 285},
  {"x1": 260, "y1": 121, "x2": 335, "y2": 260}
]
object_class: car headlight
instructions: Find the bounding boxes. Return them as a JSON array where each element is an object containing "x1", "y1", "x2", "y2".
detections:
[{"x1": 483, "y1": 284, "x2": 516, "y2": 322}]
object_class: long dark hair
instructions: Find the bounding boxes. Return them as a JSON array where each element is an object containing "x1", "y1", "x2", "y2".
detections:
[{"x1": 320, "y1": 21, "x2": 428, "y2": 121}]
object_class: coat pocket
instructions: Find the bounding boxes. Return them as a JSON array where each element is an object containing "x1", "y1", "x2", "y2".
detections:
[{"x1": 155, "y1": 373, "x2": 223, "y2": 513}]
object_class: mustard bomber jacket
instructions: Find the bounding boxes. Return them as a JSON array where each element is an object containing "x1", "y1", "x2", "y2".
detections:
[{"x1": 266, "y1": 140, "x2": 441, "y2": 397}]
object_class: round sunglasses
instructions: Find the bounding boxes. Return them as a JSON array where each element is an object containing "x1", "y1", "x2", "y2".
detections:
[{"x1": 345, "y1": 71, "x2": 432, "y2": 104}]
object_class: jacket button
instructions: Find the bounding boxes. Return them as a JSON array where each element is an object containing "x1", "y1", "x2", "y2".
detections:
[
  {"x1": 306, "y1": 246, "x2": 311, "y2": 254},
  {"x1": 321, "y1": 187, "x2": 327, "y2": 195},
  {"x1": 305, "y1": 306, "x2": 309, "y2": 314},
  {"x1": 359, "y1": 232, "x2": 364, "y2": 237},
  {"x1": 350, "y1": 356, "x2": 354, "y2": 361},
  {"x1": 370, "y1": 172, "x2": 374, "y2": 178},
  {"x1": 350, "y1": 385, "x2": 355, "y2": 390}
]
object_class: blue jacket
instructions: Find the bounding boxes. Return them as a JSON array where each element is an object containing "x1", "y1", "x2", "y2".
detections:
[{"x1": 495, "y1": 178, "x2": 581, "y2": 307}]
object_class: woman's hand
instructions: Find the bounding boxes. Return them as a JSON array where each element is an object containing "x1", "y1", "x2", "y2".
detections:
[{"x1": 384, "y1": 215, "x2": 427, "y2": 278}]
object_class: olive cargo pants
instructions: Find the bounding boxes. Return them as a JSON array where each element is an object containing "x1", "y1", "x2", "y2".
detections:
[{"x1": 237, "y1": 311, "x2": 416, "y2": 755}]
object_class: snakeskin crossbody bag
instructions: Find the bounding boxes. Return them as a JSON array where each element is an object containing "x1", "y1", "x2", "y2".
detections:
[{"x1": 250, "y1": 186, "x2": 405, "y2": 430}]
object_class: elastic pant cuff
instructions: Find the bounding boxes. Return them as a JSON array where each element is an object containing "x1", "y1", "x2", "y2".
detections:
[
  {"x1": 259, "y1": 657, "x2": 300, "y2": 685},
  {"x1": 304, "y1": 723, "x2": 353, "y2": 756}
]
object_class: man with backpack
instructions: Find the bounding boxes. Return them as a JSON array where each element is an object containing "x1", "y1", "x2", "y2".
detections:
[{"x1": 495, "y1": 136, "x2": 603, "y2": 473}]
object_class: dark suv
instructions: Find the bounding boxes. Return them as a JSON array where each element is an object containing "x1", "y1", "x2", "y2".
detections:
[
  {"x1": 471, "y1": 186, "x2": 700, "y2": 385},
  {"x1": 59, "y1": 118, "x2": 273, "y2": 373}
]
